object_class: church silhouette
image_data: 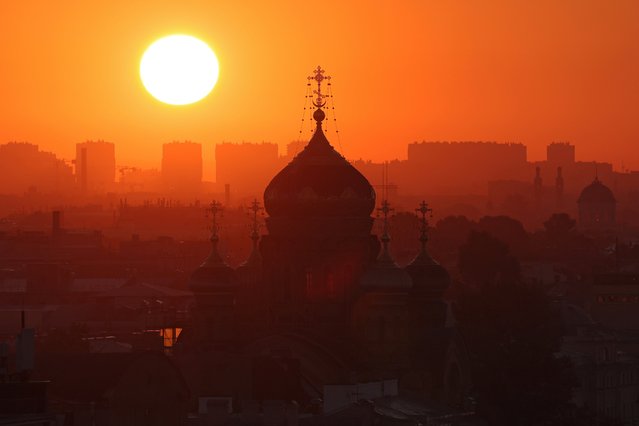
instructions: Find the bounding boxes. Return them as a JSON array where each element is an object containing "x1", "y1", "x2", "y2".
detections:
[{"x1": 175, "y1": 67, "x2": 470, "y2": 414}]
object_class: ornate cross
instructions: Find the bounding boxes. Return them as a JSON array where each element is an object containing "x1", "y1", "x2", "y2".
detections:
[
  {"x1": 415, "y1": 201, "x2": 432, "y2": 245},
  {"x1": 377, "y1": 200, "x2": 394, "y2": 250},
  {"x1": 248, "y1": 199, "x2": 263, "y2": 244},
  {"x1": 308, "y1": 65, "x2": 331, "y2": 108},
  {"x1": 207, "y1": 200, "x2": 224, "y2": 239},
  {"x1": 378, "y1": 199, "x2": 394, "y2": 222}
]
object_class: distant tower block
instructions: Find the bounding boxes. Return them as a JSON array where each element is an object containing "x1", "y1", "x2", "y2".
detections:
[
  {"x1": 555, "y1": 167, "x2": 564, "y2": 209},
  {"x1": 75, "y1": 140, "x2": 116, "y2": 193},
  {"x1": 547, "y1": 142, "x2": 575, "y2": 166}
]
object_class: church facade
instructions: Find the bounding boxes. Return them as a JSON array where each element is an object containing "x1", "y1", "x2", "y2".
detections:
[{"x1": 176, "y1": 67, "x2": 470, "y2": 413}]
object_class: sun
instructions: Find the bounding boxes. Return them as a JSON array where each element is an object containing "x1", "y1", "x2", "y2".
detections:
[{"x1": 140, "y1": 35, "x2": 219, "y2": 105}]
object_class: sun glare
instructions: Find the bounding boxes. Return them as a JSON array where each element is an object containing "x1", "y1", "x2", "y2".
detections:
[{"x1": 140, "y1": 35, "x2": 219, "y2": 106}]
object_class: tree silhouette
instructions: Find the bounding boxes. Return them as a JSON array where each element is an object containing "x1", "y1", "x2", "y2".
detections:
[
  {"x1": 534, "y1": 213, "x2": 596, "y2": 264},
  {"x1": 458, "y1": 231, "x2": 521, "y2": 287},
  {"x1": 455, "y1": 280, "x2": 575, "y2": 425},
  {"x1": 477, "y1": 215, "x2": 529, "y2": 255},
  {"x1": 430, "y1": 215, "x2": 476, "y2": 262},
  {"x1": 435, "y1": 215, "x2": 475, "y2": 247},
  {"x1": 543, "y1": 213, "x2": 577, "y2": 236}
]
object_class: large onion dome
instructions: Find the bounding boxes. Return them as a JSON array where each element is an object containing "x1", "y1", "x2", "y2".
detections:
[{"x1": 264, "y1": 108, "x2": 375, "y2": 219}]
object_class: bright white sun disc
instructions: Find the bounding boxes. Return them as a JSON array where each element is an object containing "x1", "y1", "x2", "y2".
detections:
[{"x1": 140, "y1": 35, "x2": 219, "y2": 105}]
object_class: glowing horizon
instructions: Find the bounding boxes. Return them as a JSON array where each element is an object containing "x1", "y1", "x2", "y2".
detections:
[{"x1": 0, "y1": 1, "x2": 637, "y2": 181}]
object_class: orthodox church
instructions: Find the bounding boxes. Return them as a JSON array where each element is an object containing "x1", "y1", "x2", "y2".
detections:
[
  {"x1": 577, "y1": 176, "x2": 616, "y2": 231},
  {"x1": 176, "y1": 67, "x2": 470, "y2": 413}
]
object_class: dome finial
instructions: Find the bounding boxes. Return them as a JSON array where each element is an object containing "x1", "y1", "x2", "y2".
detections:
[
  {"x1": 416, "y1": 200, "x2": 432, "y2": 253},
  {"x1": 308, "y1": 66, "x2": 330, "y2": 125},
  {"x1": 207, "y1": 200, "x2": 223, "y2": 242},
  {"x1": 203, "y1": 200, "x2": 225, "y2": 265},
  {"x1": 248, "y1": 198, "x2": 263, "y2": 251},
  {"x1": 377, "y1": 199, "x2": 394, "y2": 260},
  {"x1": 239, "y1": 198, "x2": 263, "y2": 268}
]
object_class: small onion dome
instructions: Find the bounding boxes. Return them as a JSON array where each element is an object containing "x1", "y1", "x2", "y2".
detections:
[
  {"x1": 189, "y1": 236, "x2": 237, "y2": 292},
  {"x1": 577, "y1": 177, "x2": 616, "y2": 205},
  {"x1": 264, "y1": 110, "x2": 375, "y2": 218},
  {"x1": 236, "y1": 240, "x2": 262, "y2": 279},
  {"x1": 237, "y1": 245, "x2": 261, "y2": 270},
  {"x1": 405, "y1": 249, "x2": 450, "y2": 297},
  {"x1": 359, "y1": 250, "x2": 412, "y2": 290}
]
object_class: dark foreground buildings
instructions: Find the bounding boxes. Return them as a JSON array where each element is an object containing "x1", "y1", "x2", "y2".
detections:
[{"x1": 175, "y1": 68, "x2": 471, "y2": 420}]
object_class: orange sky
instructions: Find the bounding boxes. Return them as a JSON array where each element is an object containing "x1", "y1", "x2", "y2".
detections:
[{"x1": 1, "y1": 0, "x2": 637, "y2": 180}]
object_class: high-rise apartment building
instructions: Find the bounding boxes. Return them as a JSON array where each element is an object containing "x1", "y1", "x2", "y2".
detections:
[{"x1": 75, "y1": 140, "x2": 115, "y2": 193}]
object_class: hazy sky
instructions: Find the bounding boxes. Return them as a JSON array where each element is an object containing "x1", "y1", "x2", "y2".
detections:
[{"x1": 1, "y1": 0, "x2": 637, "y2": 180}]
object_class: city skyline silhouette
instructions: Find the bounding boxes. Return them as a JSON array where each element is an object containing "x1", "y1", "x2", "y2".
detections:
[
  {"x1": 2, "y1": 2, "x2": 639, "y2": 424},
  {"x1": 1, "y1": 1, "x2": 637, "y2": 173}
]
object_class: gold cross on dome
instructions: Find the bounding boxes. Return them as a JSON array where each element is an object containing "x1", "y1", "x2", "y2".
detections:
[
  {"x1": 248, "y1": 199, "x2": 263, "y2": 240},
  {"x1": 416, "y1": 201, "x2": 432, "y2": 244},
  {"x1": 308, "y1": 65, "x2": 331, "y2": 108},
  {"x1": 416, "y1": 201, "x2": 432, "y2": 222},
  {"x1": 312, "y1": 66, "x2": 325, "y2": 83}
]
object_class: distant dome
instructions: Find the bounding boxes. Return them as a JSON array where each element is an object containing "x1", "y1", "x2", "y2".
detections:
[
  {"x1": 577, "y1": 178, "x2": 615, "y2": 205},
  {"x1": 264, "y1": 120, "x2": 375, "y2": 218}
]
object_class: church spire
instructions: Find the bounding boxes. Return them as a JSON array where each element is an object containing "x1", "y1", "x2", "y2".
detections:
[
  {"x1": 405, "y1": 200, "x2": 450, "y2": 298},
  {"x1": 416, "y1": 201, "x2": 432, "y2": 253},
  {"x1": 309, "y1": 66, "x2": 330, "y2": 109},
  {"x1": 377, "y1": 199, "x2": 394, "y2": 262},
  {"x1": 202, "y1": 200, "x2": 225, "y2": 266},
  {"x1": 300, "y1": 66, "x2": 339, "y2": 156},
  {"x1": 308, "y1": 66, "x2": 330, "y2": 129},
  {"x1": 244, "y1": 199, "x2": 263, "y2": 266},
  {"x1": 409, "y1": 200, "x2": 437, "y2": 266}
]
